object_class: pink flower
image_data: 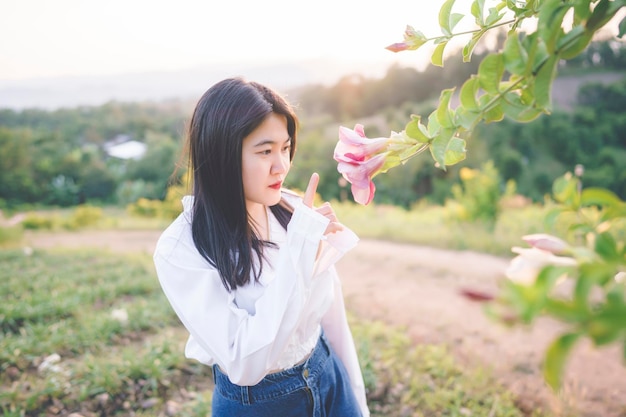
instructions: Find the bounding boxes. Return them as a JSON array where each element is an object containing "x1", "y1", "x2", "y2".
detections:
[
  {"x1": 385, "y1": 26, "x2": 427, "y2": 53},
  {"x1": 386, "y1": 42, "x2": 409, "y2": 53},
  {"x1": 505, "y1": 246, "x2": 577, "y2": 286},
  {"x1": 334, "y1": 124, "x2": 389, "y2": 205},
  {"x1": 522, "y1": 233, "x2": 570, "y2": 255}
]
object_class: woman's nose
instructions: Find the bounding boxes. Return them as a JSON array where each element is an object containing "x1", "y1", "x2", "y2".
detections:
[{"x1": 271, "y1": 154, "x2": 289, "y2": 174}]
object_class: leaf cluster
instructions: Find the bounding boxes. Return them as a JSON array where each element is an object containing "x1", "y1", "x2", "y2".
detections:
[{"x1": 389, "y1": 0, "x2": 626, "y2": 172}]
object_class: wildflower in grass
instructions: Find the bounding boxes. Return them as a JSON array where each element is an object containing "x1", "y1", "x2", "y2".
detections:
[
  {"x1": 334, "y1": 124, "x2": 389, "y2": 205},
  {"x1": 37, "y1": 353, "x2": 64, "y2": 374},
  {"x1": 111, "y1": 308, "x2": 129, "y2": 324}
]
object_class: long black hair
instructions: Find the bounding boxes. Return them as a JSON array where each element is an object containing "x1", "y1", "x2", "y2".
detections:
[{"x1": 187, "y1": 77, "x2": 298, "y2": 291}]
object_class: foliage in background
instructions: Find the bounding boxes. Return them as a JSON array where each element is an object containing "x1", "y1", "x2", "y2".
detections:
[
  {"x1": 445, "y1": 161, "x2": 507, "y2": 226},
  {"x1": 0, "y1": 41, "x2": 625, "y2": 210}
]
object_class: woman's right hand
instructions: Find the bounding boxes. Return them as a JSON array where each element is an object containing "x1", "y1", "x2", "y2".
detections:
[{"x1": 303, "y1": 173, "x2": 344, "y2": 235}]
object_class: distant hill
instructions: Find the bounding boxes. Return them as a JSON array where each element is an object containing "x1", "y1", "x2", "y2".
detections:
[
  {"x1": 0, "y1": 59, "x2": 623, "y2": 111},
  {"x1": 0, "y1": 58, "x2": 392, "y2": 111}
]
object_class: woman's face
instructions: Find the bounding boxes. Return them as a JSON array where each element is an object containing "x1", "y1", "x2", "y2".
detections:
[{"x1": 241, "y1": 112, "x2": 292, "y2": 212}]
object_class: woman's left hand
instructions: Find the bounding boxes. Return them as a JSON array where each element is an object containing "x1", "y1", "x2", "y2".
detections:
[{"x1": 303, "y1": 172, "x2": 344, "y2": 235}]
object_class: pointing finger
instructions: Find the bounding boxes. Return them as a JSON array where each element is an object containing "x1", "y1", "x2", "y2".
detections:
[{"x1": 303, "y1": 173, "x2": 319, "y2": 208}]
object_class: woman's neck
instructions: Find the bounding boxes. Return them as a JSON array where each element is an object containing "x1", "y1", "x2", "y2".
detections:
[{"x1": 248, "y1": 204, "x2": 270, "y2": 241}]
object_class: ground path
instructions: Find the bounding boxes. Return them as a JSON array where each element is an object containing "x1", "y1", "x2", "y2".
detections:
[{"x1": 25, "y1": 230, "x2": 626, "y2": 417}]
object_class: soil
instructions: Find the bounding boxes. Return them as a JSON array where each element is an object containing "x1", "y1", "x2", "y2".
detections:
[{"x1": 24, "y1": 230, "x2": 626, "y2": 417}]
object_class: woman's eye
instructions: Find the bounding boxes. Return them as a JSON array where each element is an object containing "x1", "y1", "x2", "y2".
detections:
[{"x1": 282, "y1": 145, "x2": 291, "y2": 152}]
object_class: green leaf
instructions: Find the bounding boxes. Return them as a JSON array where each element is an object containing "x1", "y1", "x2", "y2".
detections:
[
  {"x1": 603, "y1": 202, "x2": 626, "y2": 222},
  {"x1": 586, "y1": 0, "x2": 625, "y2": 32},
  {"x1": 439, "y1": 0, "x2": 456, "y2": 36},
  {"x1": 545, "y1": 299, "x2": 588, "y2": 323},
  {"x1": 397, "y1": 143, "x2": 428, "y2": 161},
  {"x1": 595, "y1": 232, "x2": 619, "y2": 261},
  {"x1": 478, "y1": 94, "x2": 504, "y2": 123},
  {"x1": 427, "y1": 109, "x2": 441, "y2": 137},
  {"x1": 573, "y1": 274, "x2": 593, "y2": 307},
  {"x1": 429, "y1": 128, "x2": 456, "y2": 169},
  {"x1": 455, "y1": 107, "x2": 482, "y2": 130},
  {"x1": 463, "y1": 30, "x2": 486, "y2": 62},
  {"x1": 450, "y1": 13, "x2": 465, "y2": 31},
  {"x1": 581, "y1": 188, "x2": 622, "y2": 207},
  {"x1": 580, "y1": 262, "x2": 618, "y2": 286},
  {"x1": 533, "y1": 55, "x2": 559, "y2": 112},
  {"x1": 484, "y1": 6, "x2": 504, "y2": 26},
  {"x1": 559, "y1": 26, "x2": 593, "y2": 60},
  {"x1": 586, "y1": 311, "x2": 625, "y2": 346},
  {"x1": 436, "y1": 88, "x2": 456, "y2": 128},
  {"x1": 620, "y1": 16, "x2": 626, "y2": 38},
  {"x1": 544, "y1": 333, "x2": 581, "y2": 390},
  {"x1": 544, "y1": 207, "x2": 563, "y2": 229},
  {"x1": 503, "y1": 32, "x2": 528, "y2": 76},
  {"x1": 552, "y1": 173, "x2": 580, "y2": 207},
  {"x1": 471, "y1": 0, "x2": 485, "y2": 25},
  {"x1": 432, "y1": 41, "x2": 448, "y2": 67},
  {"x1": 459, "y1": 76, "x2": 479, "y2": 110},
  {"x1": 537, "y1": 0, "x2": 570, "y2": 52},
  {"x1": 404, "y1": 116, "x2": 431, "y2": 143},
  {"x1": 524, "y1": 34, "x2": 550, "y2": 74},
  {"x1": 501, "y1": 91, "x2": 543, "y2": 122},
  {"x1": 572, "y1": 0, "x2": 592, "y2": 25},
  {"x1": 477, "y1": 53, "x2": 504, "y2": 94},
  {"x1": 443, "y1": 137, "x2": 467, "y2": 165}
]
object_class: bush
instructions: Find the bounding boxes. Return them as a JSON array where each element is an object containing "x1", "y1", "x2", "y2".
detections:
[
  {"x1": 64, "y1": 205, "x2": 103, "y2": 230},
  {"x1": 21, "y1": 213, "x2": 55, "y2": 230},
  {"x1": 445, "y1": 161, "x2": 503, "y2": 227}
]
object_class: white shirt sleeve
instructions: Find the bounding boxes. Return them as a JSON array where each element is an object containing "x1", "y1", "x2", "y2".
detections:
[{"x1": 153, "y1": 199, "x2": 358, "y2": 387}]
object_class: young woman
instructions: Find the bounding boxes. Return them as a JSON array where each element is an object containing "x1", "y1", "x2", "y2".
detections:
[{"x1": 153, "y1": 77, "x2": 370, "y2": 417}]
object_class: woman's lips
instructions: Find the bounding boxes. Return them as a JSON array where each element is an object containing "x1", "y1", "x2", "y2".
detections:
[{"x1": 269, "y1": 181, "x2": 282, "y2": 189}]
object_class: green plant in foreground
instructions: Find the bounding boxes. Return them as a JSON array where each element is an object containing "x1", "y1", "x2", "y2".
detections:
[
  {"x1": 483, "y1": 173, "x2": 626, "y2": 388},
  {"x1": 335, "y1": 0, "x2": 626, "y2": 391}
]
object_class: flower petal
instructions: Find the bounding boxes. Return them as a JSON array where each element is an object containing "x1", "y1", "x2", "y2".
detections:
[
  {"x1": 351, "y1": 180, "x2": 376, "y2": 205},
  {"x1": 522, "y1": 233, "x2": 569, "y2": 254}
]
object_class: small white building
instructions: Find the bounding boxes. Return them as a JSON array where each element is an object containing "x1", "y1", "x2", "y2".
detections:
[{"x1": 103, "y1": 134, "x2": 147, "y2": 160}]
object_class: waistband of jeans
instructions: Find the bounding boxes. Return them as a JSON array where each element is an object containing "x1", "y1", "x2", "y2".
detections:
[{"x1": 212, "y1": 332, "x2": 331, "y2": 402}]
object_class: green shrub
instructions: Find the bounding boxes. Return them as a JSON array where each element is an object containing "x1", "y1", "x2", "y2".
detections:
[
  {"x1": 446, "y1": 161, "x2": 503, "y2": 227},
  {"x1": 21, "y1": 213, "x2": 55, "y2": 230},
  {"x1": 64, "y1": 205, "x2": 103, "y2": 230}
]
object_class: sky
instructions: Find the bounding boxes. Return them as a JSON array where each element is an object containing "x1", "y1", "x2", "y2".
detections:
[{"x1": 0, "y1": 0, "x2": 479, "y2": 81}]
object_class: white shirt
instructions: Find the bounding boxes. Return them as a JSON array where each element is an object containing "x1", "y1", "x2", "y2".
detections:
[{"x1": 153, "y1": 191, "x2": 370, "y2": 416}]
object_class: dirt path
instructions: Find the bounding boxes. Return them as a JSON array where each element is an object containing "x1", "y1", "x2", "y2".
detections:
[{"x1": 25, "y1": 230, "x2": 626, "y2": 417}]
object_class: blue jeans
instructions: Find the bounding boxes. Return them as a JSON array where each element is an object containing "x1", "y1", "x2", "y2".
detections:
[{"x1": 211, "y1": 333, "x2": 362, "y2": 417}]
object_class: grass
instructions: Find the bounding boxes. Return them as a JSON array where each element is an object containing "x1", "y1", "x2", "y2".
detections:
[
  {"x1": 351, "y1": 320, "x2": 551, "y2": 417},
  {"x1": 334, "y1": 200, "x2": 551, "y2": 257},
  {"x1": 0, "y1": 247, "x2": 557, "y2": 416}
]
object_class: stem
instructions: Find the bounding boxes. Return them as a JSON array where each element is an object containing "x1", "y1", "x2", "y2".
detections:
[
  {"x1": 399, "y1": 144, "x2": 430, "y2": 164},
  {"x1": 426, "y1": 19, "x2": 517, "y2": 42}
]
